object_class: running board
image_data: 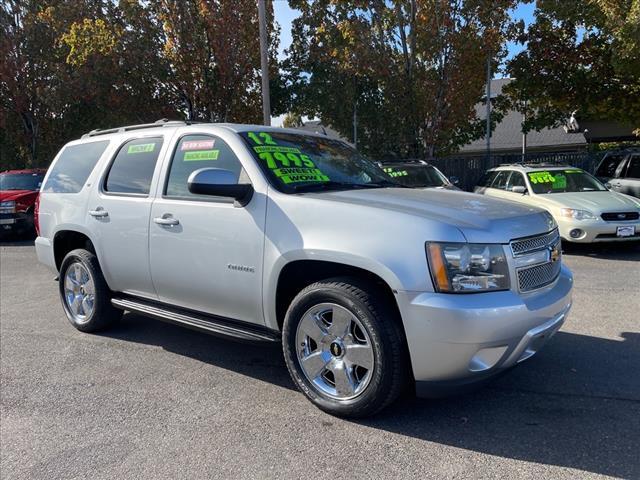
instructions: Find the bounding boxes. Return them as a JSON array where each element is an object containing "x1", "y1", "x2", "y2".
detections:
[{"x1": 111, "y1": 297, "x2": 279, "y2": 343}]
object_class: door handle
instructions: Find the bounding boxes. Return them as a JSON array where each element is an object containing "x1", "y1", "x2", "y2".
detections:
[
  {"x1": 153, "y1": 214, "x2": 179, "y2": 226},
  {"x1": 89, "y1": 208, "x2": 108, "y2": 217}
]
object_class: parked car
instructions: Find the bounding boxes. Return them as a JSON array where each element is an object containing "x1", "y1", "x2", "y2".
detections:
[
  {"x1": 36, "y1": 120, "x2": 572, "y2": 417},
  {"x1": 378, "y1": 160, "x2": 460, "y2": 190},
  {"x1": 0, "y1": 168, "x2": 46, "y2": 238},
  {"x1": 595, "y1": 150, "x2": 640, "y2": 198},
  {"x1": 475, "y1": 164, "x2": 640, "y2": 243}
]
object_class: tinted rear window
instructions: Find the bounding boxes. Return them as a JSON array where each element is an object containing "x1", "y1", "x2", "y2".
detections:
[
  {"x1": 477, "y1": 171, "x2": 498, "y2": 187},
  {"x1": 596, "y1": 154, "x2": 624, "y2": 178},
  {"x1": 43, "y1": 141, "x2": 110, "y2": 193},
  {"x1": 625, "y1": 156, "x2": 640, "y2": 179},
  {"x1": 104, "y1": 138, "x2": 163, "y2": 195},
  {"x1": 0, "y1": 173, "x2": 44, "y2": 191}
]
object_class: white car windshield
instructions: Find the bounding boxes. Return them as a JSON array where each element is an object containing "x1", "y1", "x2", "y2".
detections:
[{"x1": 527, "y1": 169, "x2": 607, "y2": 194}]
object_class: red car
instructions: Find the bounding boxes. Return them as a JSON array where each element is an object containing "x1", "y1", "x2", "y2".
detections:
[{"x1": 0, "y1": 168, "x2": 47, "y2": 239}]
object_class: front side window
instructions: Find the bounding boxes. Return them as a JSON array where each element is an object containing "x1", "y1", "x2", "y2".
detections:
[
  {"x1": 43, "y1": 140, "x2": 109, "y2": 193},
  {"x1": 104, "y1": 138, "x2": 163, "y2": 195},
  {"x1": 239, "y1": 131, "x2": 393, "y2": 193},
  {"x1": 624, "y1": 155, "x2": 640, "y2": 179},
  {"x1": 507, "y1": 172, "x2": 526, "y2": 189},
  {"x1": 165, "y1": 134, "x2": 247, "y2": 199},
  {"x1": 0, "y1": 173, "x2": 44, "y2": 191},
  {"x1": 527, "y1": 169, "x2": 607, "y2": 194}
]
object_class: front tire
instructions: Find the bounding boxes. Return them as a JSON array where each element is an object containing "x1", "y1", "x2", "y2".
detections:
[
  {"x1": 59, "y1": 249, "x2": 122, "y2": 332},
  {"x1": 282, "y1": 277, "x2": 409, "y2": 417}
]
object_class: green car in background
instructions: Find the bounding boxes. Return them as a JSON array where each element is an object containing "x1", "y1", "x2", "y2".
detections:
[{"x1": 474, "y1": 164, "x2": 640, "y2": 243}]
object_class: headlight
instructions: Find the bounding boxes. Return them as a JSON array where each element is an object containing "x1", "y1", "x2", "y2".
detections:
[
  {"x1": 0, "y1": 200, "x2": 16, "y2": 213},
  {"x1": 560, "y1": 208, "x2": 595, "y2": 220},
  {"x1": 426, "y1": 242, "x2": 510, "y2": 293}
]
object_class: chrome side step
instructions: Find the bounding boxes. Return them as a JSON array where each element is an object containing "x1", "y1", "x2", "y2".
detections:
[{"x1": 111, "y1": 297, "x2": 279, "y2": 343}]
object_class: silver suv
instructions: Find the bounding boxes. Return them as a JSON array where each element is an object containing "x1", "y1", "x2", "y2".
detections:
[{"x1": 36, "y1": 120, "x2": 573, "y2": 417}]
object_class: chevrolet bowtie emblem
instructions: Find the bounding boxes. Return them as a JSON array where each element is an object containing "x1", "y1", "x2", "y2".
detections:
[{"x1": 550, "y1": 245, "x2": 560, "y2": 262}]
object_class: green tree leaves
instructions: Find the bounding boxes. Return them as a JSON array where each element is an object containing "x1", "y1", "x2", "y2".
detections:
[{"x1": 504, "y1": 0, "x2": 640, "y2": 135}]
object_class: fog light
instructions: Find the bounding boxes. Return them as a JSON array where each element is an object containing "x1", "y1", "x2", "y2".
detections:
[{"x1": 569, "y1": 228, "x2": 584, "y2": 239}]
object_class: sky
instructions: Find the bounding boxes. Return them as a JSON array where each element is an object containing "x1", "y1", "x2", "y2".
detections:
[{"x1": 271, "y1": 1, "x2": 537, "y2": 125}]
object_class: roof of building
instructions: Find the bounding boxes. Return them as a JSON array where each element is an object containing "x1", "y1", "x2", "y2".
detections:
[
  {"x1": 295, "y1": 120, "x2": 350, "y2": 143},
  {"x1": 459, "y1": 78, "x2": 588, "y2": 154}
]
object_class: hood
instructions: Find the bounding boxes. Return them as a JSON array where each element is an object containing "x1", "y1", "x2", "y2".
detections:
[
  {"x1": 536, "y1": 191, "x2": 640, "y2": 213},
  {"x1": 304, "y1": 188, "x2": 555, "y2": 243},
  {"x1": 0, "y1": 189, "x2": 38, "y2": 209}
]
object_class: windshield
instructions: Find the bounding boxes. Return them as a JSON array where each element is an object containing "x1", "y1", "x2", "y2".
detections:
[
  {"x1": 0, "y1": 173, "x2": 44, "y2": 191},
  {"x1": 527, "y1": 169, "x2": 607, "y2": 194},
  {"x1": 239, "y1": 131, "x2": 395, "y2": 192},
  {"x1": 382, "y1": 164, "x2": 448, "y2": 188}
]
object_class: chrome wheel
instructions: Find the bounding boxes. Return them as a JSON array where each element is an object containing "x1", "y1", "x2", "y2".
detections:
[
  {"x1": 63, "y1": 262, "x2": 95, "y2": 324},
  {"x1": 296, "y1": 303, "x2": 375, "y2": 400}
]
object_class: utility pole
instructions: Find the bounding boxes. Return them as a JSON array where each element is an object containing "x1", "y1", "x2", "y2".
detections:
[
  {"x1": 353, "y1": 101, "x2": 357, "y2": 148},
  {"x1": 258, "y1": 0, "x2": 271, "y2": 126},
  {"x1": 485, "y1": 55, "x2": 491, "y2": 160},
  {"x1": 522, "y1": 105, "x2": 527, "y2": 162}
]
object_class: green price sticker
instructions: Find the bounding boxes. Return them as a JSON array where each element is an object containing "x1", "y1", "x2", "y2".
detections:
[
  {"x1": 254, "y1": 146, "x2": 301, "y2": 154},
  {"x1": 552, "y1": 174, "x2": 567, "y2": 189},
  {"x1": 273, "y1": 167, "x2": 330, "y2": 184},
  {"x1": 384, "y1": 168, "x2": 408, "y2": 178},
  {"x1": 184, "y1": 150, "x2": 219, "y2": 161},
  {"x1": 128, "y1": 143, "x2": 155, "y2": 154},
  {"x1": 528, "y1": 171, "x2": 556, "y2": 184}
]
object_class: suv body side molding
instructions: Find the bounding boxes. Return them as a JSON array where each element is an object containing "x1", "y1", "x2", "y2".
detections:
[{"x1": 111, "y1": 296, "x2": 280, "y2": 343}]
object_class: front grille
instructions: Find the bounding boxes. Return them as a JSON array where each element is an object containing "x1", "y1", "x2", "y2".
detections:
[
  {"x1": 510, "y1": 229, "x2": 559, "y2": 256},
  {"x1": 601, "y1": 211, "x2": 639, "y2": 222},
  {"x1": 517, "y1": 257, "x2": 562, "y2": 292}
]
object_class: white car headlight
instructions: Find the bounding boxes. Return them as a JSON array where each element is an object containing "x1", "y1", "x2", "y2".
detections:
[
  {"x1": 426, "y1": 242, "x2": 510, "y2": 293},
  {"x1": 560, "y1": 208, "x2": 596, "y2": 220}
]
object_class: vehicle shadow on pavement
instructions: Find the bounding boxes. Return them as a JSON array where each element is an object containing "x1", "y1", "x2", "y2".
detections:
[
  {"x1": 562, "y1": 240, "x2": 640, "y2": 260},
  {"x1": 0, "y1": 238, "x2": 35, "y2": 247},
  {"x1": 102, "y1": 313, "x2": 639, "y2": 478},
  {"x1": 360, "y1": 330, "x2": 640, "y2": 479},
  {"x1": 100, "y1": 313, "x2": 296, "y2": 391}
]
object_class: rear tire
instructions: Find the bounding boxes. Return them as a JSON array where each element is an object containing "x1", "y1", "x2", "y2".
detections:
[
  {"x1": 282, "y1": 277, "x2": 409, "y2": 417},
  {"x1": 59, "y1": 249, "x2": 122, "y2": 332}
]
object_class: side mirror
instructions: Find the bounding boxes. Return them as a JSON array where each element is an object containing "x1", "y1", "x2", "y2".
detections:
[
  {"x1": 604, "y1": 182, "x2": 612, "y2": 190},
  {"x1": 187, "y1": 168, "x2": 253, "y2": 207},
  {"x1": 449, "y1": 176, "x2": 460, "y2": 186},
  {"x1": 511, "y1": 186, "x2": 527, "y2": 194}
]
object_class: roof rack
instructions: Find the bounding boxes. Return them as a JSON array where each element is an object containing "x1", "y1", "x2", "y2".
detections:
[
  {"x1": 498, "y1": 162, "x2": 572, "y2": 168},
  {"x1": 82, "y1": 119, "x2": 202, "y2": 138}
]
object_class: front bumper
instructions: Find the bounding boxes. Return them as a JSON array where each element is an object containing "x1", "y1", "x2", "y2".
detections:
[
  {"x1": 396, "y1": 264, "x2": 573, "y2": 397},
  {"x1": 0, "y1": 212, "x2": 31, "y2": 231},
  {"x1": 557, "y1": 217, "x2": 640, "y2": 243}
]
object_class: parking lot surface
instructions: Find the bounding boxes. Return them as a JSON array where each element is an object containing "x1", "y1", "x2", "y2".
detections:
[{"x1": 1, "y1": 241, "x2": 639, "y2": 479}]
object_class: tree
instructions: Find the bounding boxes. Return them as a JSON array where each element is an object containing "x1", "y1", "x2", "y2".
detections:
[
  {"x1": 150, "y1": 0, "x2": 283, "y2": 123},
  {"x1": 504, "y1": 0, "x2": 640, "y2": 136},
  {"x1": 285, "y1": 0, "x2": 516, "y2": 159},
  {"x1": 1, "y1": 0, "x2": 286, "y2": 169}
]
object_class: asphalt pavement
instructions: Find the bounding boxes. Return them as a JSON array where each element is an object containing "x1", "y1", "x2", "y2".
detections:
[{"x1": 1, "y1": 240, "x2": 639, "y2": 479}]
